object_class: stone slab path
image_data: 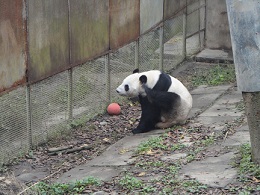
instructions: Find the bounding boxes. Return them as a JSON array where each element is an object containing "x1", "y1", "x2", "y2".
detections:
[{"x1": 57, "y1": 84, "x2": 249, "y2": 189}]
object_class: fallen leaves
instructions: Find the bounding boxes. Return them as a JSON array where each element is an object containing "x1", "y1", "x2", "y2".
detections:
[{"x1": 137, "y1": 172, "x2": 146, "y2": 177}]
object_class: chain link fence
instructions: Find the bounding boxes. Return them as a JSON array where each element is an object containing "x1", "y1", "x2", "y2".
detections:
[
  {"x1": 0, "y1": 0, "x2": 205, "y2": 166},
  {"x1": 0, "y1": 87, "x2": 28, "y2": 165},
  {"x1": 163, "y1": 13, "x2": 184, "y2": 72}
]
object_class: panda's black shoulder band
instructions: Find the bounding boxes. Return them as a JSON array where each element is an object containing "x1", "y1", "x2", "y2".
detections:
[{"x1": 153, "y1": 72, "x2": 172, "y2": 91}]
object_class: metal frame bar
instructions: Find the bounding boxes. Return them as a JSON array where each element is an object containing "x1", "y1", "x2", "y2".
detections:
[
  {"x1": 26, "y1": 85, "x2": 32, "y2": 148},
  {"x1": 105, "y1": 54, "x2": 111, "y2": 104},
  {"x1": 67, "y1": 68, "x2": 73, "y2": 119},
  {"x1": 135, "y1": 39, "x2": 139, "y2": 70},
  {"x1": 159, "y1": 26, "x2": 164, "y2": 71}
]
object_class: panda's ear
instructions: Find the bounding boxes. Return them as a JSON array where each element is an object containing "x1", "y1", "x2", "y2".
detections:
[
  {"x1": 133, "y1": 69, "x2": 139, "y2": 74},
  {"x1": 139, "y1": 75, "x2": 147, "y2": 84}
]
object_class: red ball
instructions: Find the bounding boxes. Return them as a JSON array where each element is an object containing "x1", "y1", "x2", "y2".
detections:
[{"x1": 107, "y1": 103, "x2": 121, "y2": 115}]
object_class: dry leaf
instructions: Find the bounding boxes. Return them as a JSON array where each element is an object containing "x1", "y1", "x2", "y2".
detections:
[
  {"x1": 103, "y1": 138, "x2": 110, "y2": 143},
  {"x1": 146, "y1": 149, "x2": 156, "y2": 155},
  {"x1": 119, "y1": 148, "x2": 129, "y2": 154},
  {"x1": 252, "y1": 176, "x2": 260, "y2": 183},
  {"x1": 138, "y1": 172, "x2": 146, "y2": 177}
]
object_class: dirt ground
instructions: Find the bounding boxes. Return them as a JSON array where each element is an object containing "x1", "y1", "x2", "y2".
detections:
[{"x1": 0, "y1": 61, "x2": 239, "y2": 194}]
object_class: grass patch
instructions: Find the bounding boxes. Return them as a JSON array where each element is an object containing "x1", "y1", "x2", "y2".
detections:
[
  {"x1": 119, "y1": 174, "x2": 143, "y2": 190},
  {"x1": 135, "y1": 160, "x2": 165, "y2": 169},
  {"x1": 33, "y1": 177, "x2": 101, "y2": 194},
  {"x1": 118, "y1": 174, "x2": 156, "y2": 193},
  {"x1": 159, "y1": 176, "x2": 208, "y2": 194},
  {"x1": 136, "y1": 137, "x2": 167, "y2": 154},
  {"x1": 192, "y1": 64, "x2": 236, "y2": 86},
  {"x1": 171, "y1": 143, "x2": 186, "y2": 151},
  {"x1": 233, "y1": 143, "x2": 260, "y2": 181},
  {"x1": 181, "y1": 180, "x2": 208, "y2": 193},
  {"x1": 236, "y1": 100, "x2": 245, "y2": 112}
]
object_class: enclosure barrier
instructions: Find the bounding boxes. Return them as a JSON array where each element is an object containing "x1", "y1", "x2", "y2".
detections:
[{"x1": 0, "y1": 0, "x2": 205, "y2": 166}]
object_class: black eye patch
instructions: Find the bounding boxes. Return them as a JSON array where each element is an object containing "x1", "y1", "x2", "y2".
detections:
[{"x1": 125, "y1": 85, "x2": 129, "y2": 92}]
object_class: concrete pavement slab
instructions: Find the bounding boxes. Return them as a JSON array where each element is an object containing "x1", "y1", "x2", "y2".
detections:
[
  {"x1": 161, "y1": 153, "x2": 187, "y2": 161},
  {"x1": 222, "y1": 131, "x2": 250, "y2": 147},
  {"x1": 195, "y1": 49, "x2": 233, "y2": 63},
  {"x1": 188, "y1": 85, "x2": 233, "y2": 118},
  {"x1": 87, "y1": 134, "x2": 158, "y2": 166},
  {"x1": 236, "y1": 124, "x2": 249, "y2": 132},
  {"x1": 57, "y1": 166, "x2": 121, "y2": 183},
  {"x1": 195, "y1": 116, "x2": 238, "y2": 131},
  {"x1": 180, "y1": 152, "x2": 237, "y2": 188},
  {"x1": 191, "y1": 85, "x2": 231, "y2": 95},
  {"x1": 199, "y1": 104, "x2": 242, "y2": 117}
]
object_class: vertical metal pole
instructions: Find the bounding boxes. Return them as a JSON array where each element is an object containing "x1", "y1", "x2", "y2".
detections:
[
  {"x1": 204, "y1": 0, "x2": 207, "y2": 48},
  {"x1": 67, "y1": 68, "x2": 73, "y2": 120},
  {"x1": 135, "y1": 39, "x2": 139, "y2": 70},
  {"x1": 26, "y1": 85, "x2": 32, "y2": 148},
  {"x1": 182, "y1": 8, "x2": 187, "y2": 59},
  {"x1": 67, "y1": 0, "x2": 73, "y2": 120},
  {"x1": 198, "y1": 1, "x2": 201, "y2": 50},
  {"x1": 159, "y1": 26, "x2": 164, "y2": 71},
  {"x1": 105, "y1": 54, "x2": 111, "y2": 104}
]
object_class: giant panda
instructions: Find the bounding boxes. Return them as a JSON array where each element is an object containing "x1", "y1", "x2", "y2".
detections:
[{"x1": 116, "y1": 69, "x2": 192, "y2": 134}]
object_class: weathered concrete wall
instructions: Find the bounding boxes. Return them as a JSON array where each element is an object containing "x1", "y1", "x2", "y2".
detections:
[{"x1": 205, "y1": 0, "x2": 232, "y2": 50}]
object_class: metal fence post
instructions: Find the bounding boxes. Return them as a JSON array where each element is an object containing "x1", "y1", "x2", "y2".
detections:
[
  {"x1": 67, "y1": 68, "x2": 73, "y2": 120},
  {"x1": 26, "y1": 85, "x2": 32, "y2": 148},
  {"x1": 135, "y1": 39, "x2": 139, "y2": 70},
  {"x1": 105, "y1": 54, "x2": 111, "y2": 104},
  {"x1": 198, "y1": 3, "x2": 201, "y2": 50},
  {"x1": 159, "y1": 26, "x2": 164, "y2": 71},
  {"x1": 182, "y1": 8, "x2": 187, "y2": 59}
]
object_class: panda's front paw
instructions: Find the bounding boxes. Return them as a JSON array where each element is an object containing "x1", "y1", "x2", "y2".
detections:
[{"x1": 132, "y1": 128, "x2": 143, "y2": 134}]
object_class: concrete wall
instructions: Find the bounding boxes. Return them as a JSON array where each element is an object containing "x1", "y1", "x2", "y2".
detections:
[{"x1": 205, "y1": 0, "x2": 232, "y2": 50}]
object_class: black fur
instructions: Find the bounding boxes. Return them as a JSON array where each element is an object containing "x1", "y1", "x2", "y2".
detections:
[
  {"x1": 133, "y1": 72, "x2": 180, "y2": 134},
  {"x1": 132, "y1": 95, "x2": 161, "y2": 134},
  {"x1": 139, "y1": 75, "x2": 147, "y2": 84},
  {"x1": 152, "y1": 72, "x2": 172, "y2": 91},
  {"x1": 133, "y1": 69, "x2": 139, "y2": 74},
  {"x1": 144, "y1": 85, "x2": 180, "y2": 112},
  {"x1": 139, "y1": 72, "x2": 172, "y2": 92}
]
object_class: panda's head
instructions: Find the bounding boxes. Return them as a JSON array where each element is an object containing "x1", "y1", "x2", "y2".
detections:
[{"x1": 116, "y1": 69, "x2": 148, "y2": 98}]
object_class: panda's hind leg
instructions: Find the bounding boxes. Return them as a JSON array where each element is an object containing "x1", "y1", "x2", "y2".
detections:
[
  {"x1": 155, "y1": 121, "x2": 176, "y2": 129},
  {"x1": 155, "y1": 120, "x2": 186, "y2": 129}
]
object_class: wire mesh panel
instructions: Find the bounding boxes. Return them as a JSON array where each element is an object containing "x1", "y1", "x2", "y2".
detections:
[
  {"x1": 110, "y1": 42, "x2": 136, "y2": 102},
  {"x1": 30, "y1": 72, "x2": 69, "y2": 146},
  {"x1": 0, "y1": 87, "x2": 28, "y2": 166},
  {"x1": 186, "y1": 0, "x2": 201, "y2": 55},
  {"x1": 72, "y1": 58, "x2": 107, "y2": 119},
  {"x1": 163, "y1": 14, "x2": 184, "y2": 72},
  {"x1": 139, "y1": 28, "x2": 160, "y2": 71}
]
